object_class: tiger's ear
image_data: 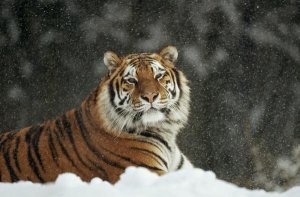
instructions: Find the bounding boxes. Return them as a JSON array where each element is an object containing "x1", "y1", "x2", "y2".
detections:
[
  {"x1": 103, "y1": 51, "x2": 121, "y2": 74},
  {"x1": 159, "y1": 46, "x2": 178, "y2": 63}
]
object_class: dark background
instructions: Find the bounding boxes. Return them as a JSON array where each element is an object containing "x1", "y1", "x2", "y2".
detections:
[{"x1": 1, "y1": 0, "x2": 300, "y2": 191}]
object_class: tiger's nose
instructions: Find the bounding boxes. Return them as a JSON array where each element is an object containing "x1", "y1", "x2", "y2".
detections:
[{"x1": 141, "y1": 92, "x2": 159, "y2": 103}]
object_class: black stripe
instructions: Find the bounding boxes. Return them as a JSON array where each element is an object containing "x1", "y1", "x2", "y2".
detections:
[
  {"x1": 140, "y1": 131, "x2": 172, "y2": 152},
  {"x1": 168, "y1": 70, "x2": 177, "y2": 98},
  {"x1": 27, "y1": 148, "x2": 44, "y2": 182},
  {"x1": 127, "y1": 138, "x2": 165, "y2": 155},
  {"x1": 74, "y1": 110, "x2": 125, "y2": 170},
  {"x1": 3, "y1": 146, "x2": 19, "y2": 182},
  {"x1": 150, "y1": 66, "x2": 154, "y2": 73},
  {"x1": 123, "y1": 72, "x2": 130, "y2": 78},
  {"x1": 25, "y1": 126, "x2": 45, "y2": 182},
  {"x1": 100, "y1": 143, "x2": 164, "y2": 172},
  {"x1": 118, "y1": 67, "x2": 126, "y2": 77},
  {"x1": 173, "y1": 69, "x2": 181, "y2": 88},
  {"x1": 108, "y1": 80, "x2": 125, "y2": 116},
  {"x1": 126, "y1": 128, "x2": 136, "y2": 134},
  {"x1": 128, "y1": 58, "x2": 139, "y2": 65},
  {"x1": 55, "y1": 119, "x2": 64, "y2": 137},
  {"x1": 173, "y1": 69, "x2": 182, "y2": 98},
  {"x1": 88, "y1": 158, "x2": 108, "y2": 180},
  {"x1": 53, "y1": 125, "x2": 79, "y2": 170},
  {"x1": 115, "y1": 81, "x2": 122, "y2": 100},
  {"x1": 47, "y1": 128, "x2": 59, "y2": 166},
  {"x1": 133, "y1": 112, "x2": 143, "y2": 122},
  {"x1": 138, "y1": 163, "x2": 164, "y2": 172},
  {"x1": 131, "y1": 147, "x2": 168, "y2": 169},
  {"x1": 115, "y1": 107, "x2": 123, "y2": 115},
  {"x1": 109, "y1": 80, "x2": 116, "y2": 107},
  {"x1": 13, "y1": 137, "x2": 21, "y2": 172},
  {"x1": 160, "y1": 108, "x2": 171, "y2": 114},
  {"x1": 24, "y1": 127, "x2": 35, "y2": 150},
  {"x1": 176, "y1": 155, "x2": 184, "y2": 170},
  {"x1": 61, "y1": 114, "x2": 76, "y2": 147},
  {"x1": 61, "y1": 114, "x2": 95, "y2": 172},
  {"x1": 168, "y1": 69, "x2": 175, "y2": 84},
  {"x1": 119, "y1": 96, "x2": 127, "y2": 105},
  {"x1": 170, "y1": 89, "x2": 176, "y2": 98},
  {"x1": 126, "y1": 94, "x2": 130, "y2": 104},
  {"x1": 31, "y1": 126, "x2": 45, "y2": 171}
]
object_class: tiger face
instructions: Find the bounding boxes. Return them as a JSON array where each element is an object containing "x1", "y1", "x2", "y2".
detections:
[{"x1": 101, "y1": 46, "x2": 189, "y2": 131}]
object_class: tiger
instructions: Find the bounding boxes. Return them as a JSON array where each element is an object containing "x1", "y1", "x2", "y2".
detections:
[{"x1": 0, "y1": 46, "x2": 192, "y2": 183}]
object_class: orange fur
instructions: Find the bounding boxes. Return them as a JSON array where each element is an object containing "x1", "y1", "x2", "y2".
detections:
[{"x1": 0, "y1": 46, "x2": 192, "y2": 183}]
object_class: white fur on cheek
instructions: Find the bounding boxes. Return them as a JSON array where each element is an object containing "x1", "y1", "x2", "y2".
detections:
[{"x1": 142, "y1": 110, "x2": 165, "y2": 124}]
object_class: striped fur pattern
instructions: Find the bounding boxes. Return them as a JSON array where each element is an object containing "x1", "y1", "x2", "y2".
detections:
[{"x1": 0, "y1": 46, "x2": 192, "y2": 183}]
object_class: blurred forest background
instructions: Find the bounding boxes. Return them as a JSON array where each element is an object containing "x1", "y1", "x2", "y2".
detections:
[{"x1": 1, "y1": 0, "x2": 300, "y2": 191}]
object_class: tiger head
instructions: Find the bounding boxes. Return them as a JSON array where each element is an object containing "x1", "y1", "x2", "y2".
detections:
[{"x1": 98, "y1": 46, "x2": 190, "y2": 133}]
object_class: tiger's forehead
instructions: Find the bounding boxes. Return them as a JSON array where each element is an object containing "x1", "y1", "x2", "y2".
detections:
[{"x1": 122, "y1": 54, "x2": 165, "y2": 77}]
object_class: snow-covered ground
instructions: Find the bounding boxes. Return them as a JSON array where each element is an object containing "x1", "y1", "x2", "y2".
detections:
[{"x1": 0, "y1": 167, "x2": 299, "y2": 197}]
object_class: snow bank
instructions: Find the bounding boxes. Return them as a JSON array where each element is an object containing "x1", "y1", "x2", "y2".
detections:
[{"x1": 0, "y1": 167, "x2": 299, "y2": 197}]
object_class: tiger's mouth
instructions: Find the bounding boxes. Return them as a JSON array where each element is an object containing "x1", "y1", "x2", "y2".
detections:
[
  {"x1": 147, "y1": 107, "x2": 158, "y2": 112},
  {"x1": 142, "y1": 104, "x2": 167, "y2": 113},
  {"x1": 141, "y1": 107, "x2": 165, "y2": 124},
  {"x1": 127, "y1": 104, "x2": 167, "y2": 125},
  {"x1": 132, "y1": 102, "x2": 168, "y2": 113}
]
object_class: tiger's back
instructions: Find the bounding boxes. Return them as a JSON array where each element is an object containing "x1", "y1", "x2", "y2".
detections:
[{"x1": 0, "y1": 46, "x2": 192, "y2": 183}]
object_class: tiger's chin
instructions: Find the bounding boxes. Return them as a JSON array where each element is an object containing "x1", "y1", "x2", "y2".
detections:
[{"x1": 141, "y1": 108, "x2": 165, "y2": 125}]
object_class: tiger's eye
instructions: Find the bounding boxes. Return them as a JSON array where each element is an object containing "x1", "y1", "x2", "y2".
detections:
[
  {"x1": 126, "y1": 78, "x2": 137, "y2": 84},
  {"x1": 155, "y1": 73, "x2": 164, "y2": 79}
]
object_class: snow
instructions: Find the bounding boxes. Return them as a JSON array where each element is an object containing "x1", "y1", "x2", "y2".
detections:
[
  {"x1": 249, "y1": 26, "x2": 300, "y2": 63},
  {"x1": 0, "y1": 167, "x2": 299, "y2": 197},
  {"x1": 183, "y1": 45, "x2": 208, "y2": 78},
  {"x1": 135, "y1": 21, "x2": 168, "y2": 51},
  {"x1": 7, "y1": 86, "x2": 25, "y2": 100}
]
